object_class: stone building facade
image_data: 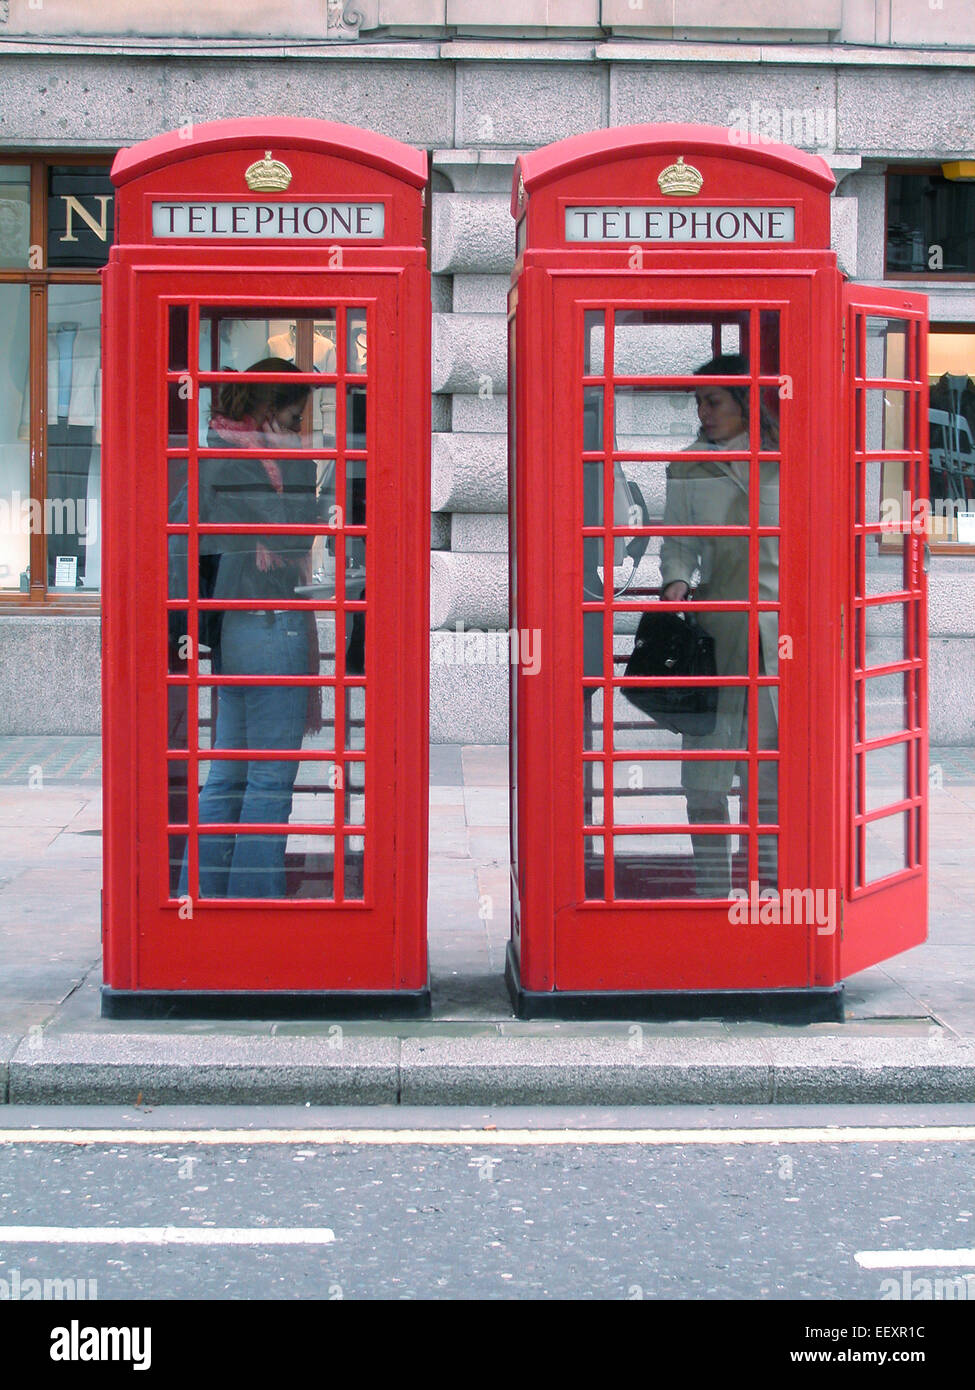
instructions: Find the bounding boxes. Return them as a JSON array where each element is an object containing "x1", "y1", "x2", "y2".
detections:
[{"x1": 0, "y1": 0, "x2": 973, "y2": 742}]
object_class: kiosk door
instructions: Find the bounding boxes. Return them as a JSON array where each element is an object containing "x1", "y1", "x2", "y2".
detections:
[
  {"x1": 119, "y1": 270, "x2": 422, "y2": 994},
  {"x1": 840, "y1": 285, "x2": 928, "y2": 976},
  {"x1": 546, "y1": 270, "x2": 831, "y2": 992}
]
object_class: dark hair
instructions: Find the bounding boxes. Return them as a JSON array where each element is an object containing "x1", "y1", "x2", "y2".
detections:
[
  {"x1": 214, "y1": 357, "x2": 310, "y2": 424},
  {"x1": 693, "y1": 352, "x2": 779, "y2": 448}
]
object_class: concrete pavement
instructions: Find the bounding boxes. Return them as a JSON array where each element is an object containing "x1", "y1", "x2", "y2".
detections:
[{"x1": 0, "y1": 737, "x2": 973, "y2": 1106}]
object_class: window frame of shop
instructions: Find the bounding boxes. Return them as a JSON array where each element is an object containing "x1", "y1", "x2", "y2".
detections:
[
  {"x1": 0, "y1": 152, "x2": 114, "y2": 614},
  {"x1": 884, "y1": 163, "x2": 975, "y2": 283}
]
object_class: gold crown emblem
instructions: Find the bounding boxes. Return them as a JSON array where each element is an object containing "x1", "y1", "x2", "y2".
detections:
[
  {"x1": 245, "y1": 151, "x2": 293, "y2": 193},
  {"x1": 657, "y1": 156, "x2": 703, "y2": 197}
]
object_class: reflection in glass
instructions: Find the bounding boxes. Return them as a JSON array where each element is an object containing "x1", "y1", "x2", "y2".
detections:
[
  {"x1": 196, "y1": 384, "x2": 334, "y2": 450},
  {"x1": 864, "y1": 810, "x2": 909, "y2": 883},
  {"x1": 168, "y1": 305, "x2": 189, "y2": 371},
  {"x1": 199, "y1": 312, "x2": 338, "y2": 373},
  {"x1": 345, "y1": 686, "x2": 366, "y2": 750},
  {"x1": 194, "y1": 830, "x2": 338, "y2": 900},
  {"x1": 613, "y1": 310, "x2": 718, "y2": 378},
  {"x1": 0, "y1": 166, "x2": 30, "y2": 267},
  {"x1": 344, "y1": 839, "x2": 365, "y2": 900},
  {"x1": 584, "y1": 835, "x2": 604, "y2": 898},
  {"x1": 859, "y1": 672, "x2": 909, "y2": 741},
  {"x1": 346, "y1": 384, "x2": 367, "y2": 449},
  {"x1": 859, "y1": 316, "x2": 909, "y2": 381},
  {"x1": 583, "y1": 386, "x2": 604, "y2": 451},
  {"x1": 611, "y1": 831, "x2": 738, "y2": 900},
  {"x1": 863, "y1": 742, "x2": 909, "y2": 814},
  {"x1": 46, "y1": 284, "x2": 103, "y2": 589},
  {"x1": 862, "y1": 388, "x2": 908, "y2": 453},
  {"x1": 614, "y1": 385, "x2": 702, "y2": 450},
  {"x1": 344, "y1": 763, "x2": 366, "y2": 826},
  {"x1": 584, "y1": 309, "x2": 605, "y2": 376},
  {"x1": 347, "y1": 312, "x2": 367, "y2": 375},
  {"x1": 0, "y1": 286, "x2": 30, "y2": 589}
]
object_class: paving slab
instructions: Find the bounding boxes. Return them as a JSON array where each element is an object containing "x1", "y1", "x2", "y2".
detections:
[{"x1": 0, "y1": 737, "x2": 972, "y2": 1105}]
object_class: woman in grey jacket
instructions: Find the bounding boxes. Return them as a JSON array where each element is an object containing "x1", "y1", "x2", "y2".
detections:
[{"x1": 659, "y1": 354, "x2": 779, "y2": 897}]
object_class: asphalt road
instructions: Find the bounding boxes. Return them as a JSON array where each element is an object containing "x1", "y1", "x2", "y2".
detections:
[{"x1": 0, "y1": 1104, "x2": 973, "y2": 1305}]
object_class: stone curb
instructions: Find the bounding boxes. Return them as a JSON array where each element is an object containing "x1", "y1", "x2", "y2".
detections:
[{"x1": 5, "y1": 1032, "x2": 975, "y2": 1107}]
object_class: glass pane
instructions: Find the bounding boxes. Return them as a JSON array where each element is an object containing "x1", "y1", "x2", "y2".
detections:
[
  {"x1": 46, "y1": 284, "x2": 102, "y2": 590},
  {"x1": 863, "y1": 600, "x2": 907, "y2": 664},
  {"x1": 199, "y1": 312, "x2": 338, "y2": 373},
  {"x1": 886, "y1": 172, "x2": 975, "y2": 276},
  {"x1": 584, "y1": 835, "x2": 604, "y2": 899},
  {"x1": 168, "y1": 305, "x2": 189, "y2": 371},
  {"x1": 759, "y1": 311, "x2": 780, "y2": 377},
  {"x1": 611, "y1": 758, "x2": 740, "y2": 827},
  {"x1": 347, "y1": 311, "x2": 367, "y2": 375},
  {"x1": 192, "y1": 535, "x2": 326, "y2": 603},
  {"x1": 864, "y1": 811, "x2": 909, "y2": 883},
  {"x1": 191, "y1": 679, "x2": 332, "y2": 752},
  {"x1": 864, "y1": 742, "x2": 910, "y2": 814},
  {"x1": 0, "y1": 165, "x2": 31, "y2": 267},
  {"x1": 197, "y1": 458, "x2": 328, "y2": 529},
  {"x1": 612, "y1": 832, "x2": 738, "y2": 901},
  {"x1": 615, "y1": 385, "x2": 708, "y2": 449},
  {"x1": 859, "y1": 672, "x2": 910, "y2": 740},
  {"x1": 928, "y1": 335, "x2": 975, "y2": 531},
  {"x1": 858, "y1": 316, "x2": 909, "y2": 380},
  {"x1": 344, "y1": 839, "x2": 365, "y2": 899},
  {"x1": 192, "y1": 829, "x2": 337, "y2": 901},
  {"x1": 344, "y1": 762, "x2": 366, "y2": 826},
  {"x1": 583, "y1": 386, "x2": 605, "y2": 451},
  {"x1": 346, "y1": 384, "x2": 367, "y2": 450},
  {"x1": 612, "y1": 684, "x2": 749, "y2": 753},
  {"x1": 0, "y1": 285, "x2": 31, "y2": 591},
  {"x1": 863, "y1": 545, "x2": 909, "y2": 598},
  {"x1": 345, "y1": 685, "x2": 366, "y2": 751},
  {"x1": 584, "y1": 687, "x2": 605, "y2": 753},
  {"x1": 756, "y1": 835, "x2": 779, "y2": 893},
  {"x1": 198, "y1": 383, "x2": 334, "y2": 449},
  {"x1": 862, "y1": 388, "x2": 909, "y2": 453},
  {"x1": 613, "y1": 310, "x2": 723, "y2": 378},
  {"x1": 584, "y1": 309, "x2": 605, "y2": 376}
]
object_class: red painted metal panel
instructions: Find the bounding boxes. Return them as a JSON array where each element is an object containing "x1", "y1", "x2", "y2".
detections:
[
  {"x1": 508, "y1": 118, "x2": 933, "y2": 999},
  {"x1": 101, "y1": 123, "x2": 429, "y2": 999},
  {"x1": 839, "y1": 283, "x2": 929, "y2": 979}
]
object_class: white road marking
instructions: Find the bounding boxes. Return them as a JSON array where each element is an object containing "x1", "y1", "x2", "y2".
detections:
[
  {"x1": 855, "y1": 1249, "x2": 975, "y2": 1269},
  {"x1": 0, "y1": 1226, "x2": 334, "y2": 1246},
  {"x1": 0, "y1": 1126, "x2": 973, "y2": 1147}
]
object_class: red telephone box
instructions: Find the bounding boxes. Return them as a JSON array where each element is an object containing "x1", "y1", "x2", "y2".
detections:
[
  {"x1": 101, "y1": 119, "x2": 430, "y2": 1016},
  {"x1": 507, "y1": 124, "x2": 929, "y2": 1020}
]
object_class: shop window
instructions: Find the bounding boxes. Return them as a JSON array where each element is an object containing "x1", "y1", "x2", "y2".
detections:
[
  {"x1": 886, "y1": 168, "x2": 975, "y2": 278},
  {"x1": 0, "y1": 159, "x2": 113, "y2": 604},
  {"x1": 875, "y1": 323, "x2": 975, "y2": 552}
]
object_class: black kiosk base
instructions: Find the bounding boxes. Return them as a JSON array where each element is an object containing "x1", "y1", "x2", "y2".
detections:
[{"x1": 504, "y1": 943, "x2": 845, "y2": 1023}]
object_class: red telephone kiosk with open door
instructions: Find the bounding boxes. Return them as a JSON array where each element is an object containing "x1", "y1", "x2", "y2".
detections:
[
  {"x1": 101, "y1": 119, "x2": 430, "y2": 1016},
  {"x1": 506, "y1": 124, "x2": 929, "y2": 1019}
]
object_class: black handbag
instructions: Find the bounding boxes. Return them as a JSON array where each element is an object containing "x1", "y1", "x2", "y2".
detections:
[{"x1": 622, "y1": 609, "x2": 718, "y2": 736}]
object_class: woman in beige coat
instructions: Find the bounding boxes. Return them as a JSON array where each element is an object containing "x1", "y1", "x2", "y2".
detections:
[{"x1": 659, "y1": 354, "x2": 779, "y2": 897}]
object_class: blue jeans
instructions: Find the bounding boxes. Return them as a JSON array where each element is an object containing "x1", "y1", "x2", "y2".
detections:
[{"x1": 180, "y1": 611, "x2": 308, "y2": 899}]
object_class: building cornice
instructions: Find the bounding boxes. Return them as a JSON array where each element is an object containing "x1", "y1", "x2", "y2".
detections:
[{"x1": 0, "y1": 36, "x2": 973, "y2": 67}]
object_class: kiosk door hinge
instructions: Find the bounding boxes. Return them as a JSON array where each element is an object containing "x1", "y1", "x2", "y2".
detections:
[
  {"x1": 841, "y1": 317, "x2": 846, "y2": 371},
  {"x1": 839, "y1": 604, "x2": 844, "y2": 659}
]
